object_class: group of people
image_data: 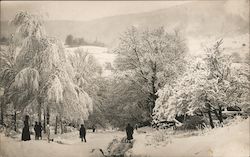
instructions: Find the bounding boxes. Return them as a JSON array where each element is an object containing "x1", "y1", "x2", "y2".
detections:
[
  {"x1": 21, "y1": 115, "x2": 136, "y2": 144},
  {"x1": 34, "y1": 122, "x2": 43, "y2": 140},
  {"x1": 21, "y1": 115, "x2": 51, "y2": 142}
]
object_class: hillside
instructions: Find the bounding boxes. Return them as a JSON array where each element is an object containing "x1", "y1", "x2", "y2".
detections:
[
  {"x1": 65, "y1": 46, "x2": 116, "y2": 77},
  {"x1": 1, "y1": 1, "x2": 249, "y2": 47}
]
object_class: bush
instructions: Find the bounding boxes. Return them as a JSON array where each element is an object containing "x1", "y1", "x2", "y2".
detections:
[
  {"x1": 0, "y1": 125, "x2": 5, "y2": 133},
  {"x1": 4, "y1": 128, "x2": 18, "y2": 138},
  {"x1": 181, "y1": 116, "x2": 206, "y2": 130}
]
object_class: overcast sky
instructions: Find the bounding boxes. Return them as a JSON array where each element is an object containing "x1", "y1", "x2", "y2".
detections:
[{"x1": 1, "y1": 1, "x2": 190, "y2": 21}]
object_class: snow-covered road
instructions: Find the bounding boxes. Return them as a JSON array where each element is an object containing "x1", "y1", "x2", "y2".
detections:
[{"x1": 0, "y1": 130, "x2": 125, "y2": 157}]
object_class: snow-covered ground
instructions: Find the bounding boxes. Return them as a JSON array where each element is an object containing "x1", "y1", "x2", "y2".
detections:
[
  {"x1": 131, "y1": 118, "x2": 249, "y2": 157},
  {"x1": 0, "y1": 118, "x2": 249, "y2": 157},
  {"x1": 65, "y1": 46, "x2": 117, "y2": 77},
  {"x1": 187, "y1": 33, "x2": 249, "y2": 56},
  {"x1": 0, "y1": 130, "x2": 125, "y2": 157},
  {"x1": 65, "y1": 46, "x2": 116, "y2": 66}
]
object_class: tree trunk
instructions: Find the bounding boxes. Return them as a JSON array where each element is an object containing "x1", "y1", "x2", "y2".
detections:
[
  {"x1": 213, "y1": 109, "x2": 223, "y2": 123},
  {"x1": 184, "y1": 114, "x2": 187, "y2": 121},
  {"x1": 149, "y1": 61, "x2": 158, "y2": 115},
  {"x1": 149, "y1": 102, "x2": 152, "y2": 116},
  {"x1": 55, "y1": 116, "x2": 58, "y2": 134},
  {"x1": 43, "y1": 108, "x2": 46, "y2": 133},
  {"x1": 213, "y1": 109, "x2": 219, "y2": 121},
  {"x1": 37, "y1": 99, "x2": 42, "y2": 123},
  {"x1": 207, "y1": 105, "x2": 214, "y2": 129},
  {"x1": 60, "y1": 116, "x2": 63, "y2": 134},
  {"x1": 46, "y1": 106, "x2": 50, "y2": 125},
  {"x1": 0, "y1": 96, "x2": 4, "y2": 125},
  {"x1": 13, "y1": 111, "x2": 17, "y2": 131},
  {"x1": 218, "y1": 106, "x2": 223, "y2": 123}
]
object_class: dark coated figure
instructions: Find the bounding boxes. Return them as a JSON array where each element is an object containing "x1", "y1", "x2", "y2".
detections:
[
  {"x1": 92, "y1": 124, "x2": 96, "y2": 133},
  {"x1": 79, "y1": 124, "x2": 86, "y2": 142},
  {"x1": 126, "y1": 123, "x2": 134, "y2": 143},
  {"x1": 34, "y1": 121, "x2": 39, "y2": 140},
  {"x1": 38, "y1": 122, "x2": 43, "y2": 140},
  {"x1": 21, "y1": 115, "x2": 31, "y2": 141}
]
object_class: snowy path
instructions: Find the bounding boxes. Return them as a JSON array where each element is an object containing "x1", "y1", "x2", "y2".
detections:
[{"x1": 0, "y1": 130, "x2": 125, "y2": 157}]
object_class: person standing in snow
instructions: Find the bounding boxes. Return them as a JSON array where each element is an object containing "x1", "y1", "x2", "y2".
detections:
[
  {"x1": 34, "y1": 121, "x2": 39, "y2": 140},
  {"x1": 92, "y1": 124, "x2": 96, "y2": 133},
  {"x1": 38, "y1": 122, "x2": 43, "y2": 140},
  {"x1": 46, "y1": 124, "x2": 50, "y2": 143},
  {"x1": 21, "y1": 115, "x2": 31, "y2": 141},
  {"x1": 126, "y1": 123, "x2": 134, "y2": 143},
  {"x1": 135, "y1": 124, "x2": 138, "y2": 130},
  {"x1": 79, "y1": 124, "x2": 86, "y2": 142}
]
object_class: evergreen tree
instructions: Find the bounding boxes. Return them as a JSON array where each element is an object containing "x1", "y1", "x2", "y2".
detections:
[{"x1": 65, "y1": 34, "x2": 74, "y2": 46}]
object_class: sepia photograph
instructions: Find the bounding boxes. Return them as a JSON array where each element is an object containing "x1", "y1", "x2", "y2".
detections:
[{"x1": 0, "y1": 0, "x2": 249, "y2": 157}]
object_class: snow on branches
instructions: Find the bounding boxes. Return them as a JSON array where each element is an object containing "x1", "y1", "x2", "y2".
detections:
[
  {"x1": 153, "y1": 40, "x2": 250, "y2": 123},
  {"x1": 47, "y1": 75, "x2": 63, "y2": 104},
  {"x1": 153, "y1": 57, "x2": 208, "y2": 121},
  {"x1": 2, "y1": 11, "x2": 93, "y2": 122},
  {"x1": 11, "y1": 11, "x2": 45, "y2": 39},
  {"x1": 115, "y1": 26, "x2": 187, "y2": 116},
  {"x1": 12, "y1": 67, "x2": 39, "y2": 93}
]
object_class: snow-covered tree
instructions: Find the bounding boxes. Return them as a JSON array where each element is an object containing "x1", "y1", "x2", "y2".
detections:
[
  {"x1": 0, "y1": 33, "x2": 21, "y2": 129},
  {"x1": 68, "y1": 48, "x2": 102, "y2": 95},
  {"x1": 115, "y1": 27, "x2": 187, "y2": 116},
  {"x1": 1, "y1": 12, "x2": 93, "y2": 129},
  {"x1": 65, "y1": 34, "x2": 74, "y2": 46},
  {"x1": 67, "y1": 48, "x2": 107, "y2": 126},
  {"x1": 103, "y1": 73, "x2": 152, "y2": 128},
  {"x1": 153, "y1": 40, "x2": 250, "y2": 128}
]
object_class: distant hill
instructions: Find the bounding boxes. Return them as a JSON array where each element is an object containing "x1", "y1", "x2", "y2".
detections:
[
  {"x1": 65, "y1": 46, "x2": 116, "y2": 77},
  {"x1": 1, "y1": 1, "x2": 249, "y2": 47}
]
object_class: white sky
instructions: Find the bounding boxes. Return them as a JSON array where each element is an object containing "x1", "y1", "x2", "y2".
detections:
[{"x1": 1, "y1": 1, "x2": 190, "y2": 21}]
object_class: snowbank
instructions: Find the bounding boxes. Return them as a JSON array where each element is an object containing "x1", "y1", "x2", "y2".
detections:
[
  {"x1": 131, "y1": 118, "x2": 249, "y2": 157},
  {"x1": 208, "y1": 118, "x2": 250, "y2": 157}
]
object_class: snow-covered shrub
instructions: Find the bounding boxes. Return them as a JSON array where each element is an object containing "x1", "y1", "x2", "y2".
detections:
[
  {"x1": 181, "y1": 116, "x2": 206, "y2": 130},
  {"x1": 151, "y1": 130, "x2": 172, "y2": 144},
  {"x1": 0, "y1": 124, "x2": 5, "y2": 133},
  {"x1": 224, "y1": 115, "x2": 246, "y2": 126},
  {"x1": 4, "y1": 128, "x2": 18, "y2": 138},
  {"x1": 196, "y1": 123, "x2": 212, "y2": 135}
]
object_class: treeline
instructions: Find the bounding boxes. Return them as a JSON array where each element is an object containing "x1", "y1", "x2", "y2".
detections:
[
  {"x1": 65, "y1": 34, "x2": 105, "y2": 47},
  {"x1": 89, "y1": 27, "x2": 250, "y2": 129}
]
